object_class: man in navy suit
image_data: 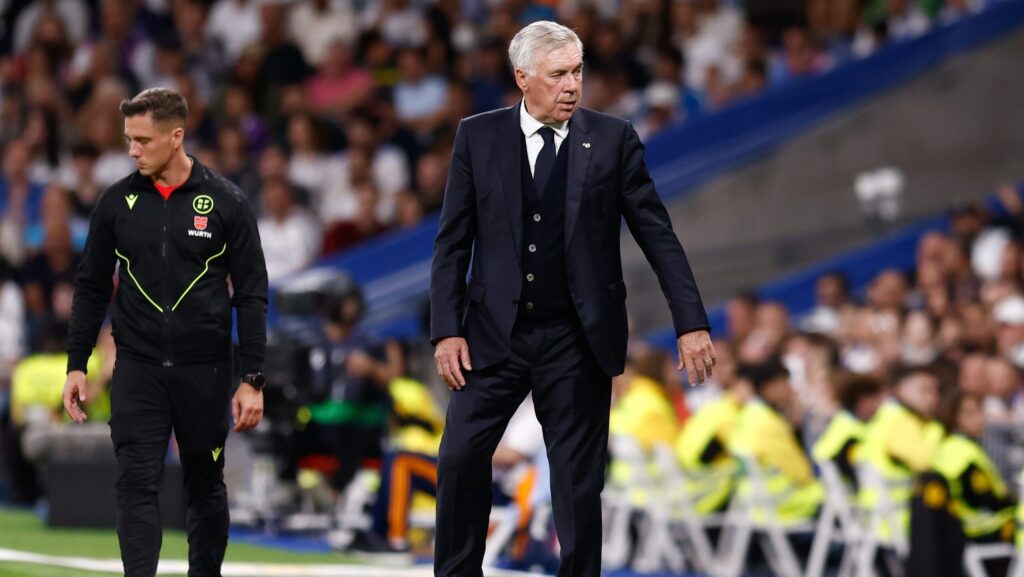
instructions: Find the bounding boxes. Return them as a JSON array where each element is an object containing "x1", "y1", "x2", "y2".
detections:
[{"x1": 430, "y1": 20, "x2": 716, "y2": 577}]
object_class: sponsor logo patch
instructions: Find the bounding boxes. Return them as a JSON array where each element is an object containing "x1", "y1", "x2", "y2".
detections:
[
  {"x1": 194, "y1": 216, "x2": 208, "y2": 231},
  {"x1": 193, "y1": 194, "x2": 214, "y2": 214}
]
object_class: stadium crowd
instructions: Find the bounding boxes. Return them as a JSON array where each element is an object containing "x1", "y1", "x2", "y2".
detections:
[{"x1": 0, "y1": 0, "x2": 1020, "y2": 572}]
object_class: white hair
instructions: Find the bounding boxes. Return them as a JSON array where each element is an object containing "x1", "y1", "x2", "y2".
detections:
[{"x1": 508, "y1": 21, "x2": 584, "y2": 77}]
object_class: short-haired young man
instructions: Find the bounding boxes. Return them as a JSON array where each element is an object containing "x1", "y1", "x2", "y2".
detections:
[{"x1": 63, "y1": 87, "x2": 268, "y2": 577}]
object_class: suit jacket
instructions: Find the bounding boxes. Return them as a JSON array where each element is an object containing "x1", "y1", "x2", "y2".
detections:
[{"x1": 430, "y1": 103, "x2": 709, "y2": 376}]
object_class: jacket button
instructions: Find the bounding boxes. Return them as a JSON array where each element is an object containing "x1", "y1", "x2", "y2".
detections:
[
  {"x1": 512, "y1": 300, "x2": 519, "y2": 307},
  {"x1": 526, "y1": 302, "x2": 534, "y2": 310},
  {"x1": 533, "y1": 214, "x2": 541, "y2": 222},
  {"x1": 526, "y1": 273, "x2": 535, "y2": 282}
]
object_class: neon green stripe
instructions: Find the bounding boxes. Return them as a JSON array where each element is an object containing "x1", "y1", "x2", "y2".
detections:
[
  {"x1": 171, "y1": 244, "x2": 227, "y2": 311},
  {"x1": 114, "y1": 250, "x2": 164, "y2": 313}
]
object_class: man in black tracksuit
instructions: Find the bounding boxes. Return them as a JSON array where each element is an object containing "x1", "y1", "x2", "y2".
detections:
[{"x1": 63, "y1": 88, "x2": 268, "y2": 577}]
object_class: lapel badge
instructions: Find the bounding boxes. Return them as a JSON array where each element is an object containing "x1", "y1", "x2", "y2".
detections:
[{"x1": 582, "y1": 142, "x2": 591, "y2": 149}]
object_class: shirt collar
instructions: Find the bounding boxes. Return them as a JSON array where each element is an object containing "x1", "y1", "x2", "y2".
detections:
[{"x1": 519, "y1": 101, "x2": 569, "y2": 140}]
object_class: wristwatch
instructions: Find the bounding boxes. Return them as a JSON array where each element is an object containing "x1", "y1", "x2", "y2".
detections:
[{"x1": 241, "y1": 372, "x2": 266, "y2": 391}]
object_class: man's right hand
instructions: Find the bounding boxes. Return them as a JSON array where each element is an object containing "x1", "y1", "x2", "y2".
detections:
[
  {"x1": 63, "y1": 370, "x2": 88, "y2": 423},
  {"x1": 434, "y1": 337, "x2": 472, "y2": 390}
]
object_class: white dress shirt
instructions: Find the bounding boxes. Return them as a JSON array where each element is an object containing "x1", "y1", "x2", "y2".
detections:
[{"x1": 520, "y1": 102, "x2": 569, "y2": 177}]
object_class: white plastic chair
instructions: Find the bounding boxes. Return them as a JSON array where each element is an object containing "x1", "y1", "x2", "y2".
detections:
[
  {"x1": 852, "y1": 464, "x2": 911, "y2": 577},
  {"x1": 650, "y1": 443, "x2": 729, "y2": 576},
  {"x1": 607, "y1": 435, "x2": 688, "y2": 573},
  {"x1": 805, "y1": 459, "x2": 866, "y2": 577},
  {"x1": 716, "y1": 456, "x2": 816, "y2": 577},
  {"x1": 964, "y1": 543, "x2": 1017, "y2": 577}
]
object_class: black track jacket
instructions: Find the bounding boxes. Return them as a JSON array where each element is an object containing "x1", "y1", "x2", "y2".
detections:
[{"x1": 67, "y1": 156, "x2": 268, "y2": 375}]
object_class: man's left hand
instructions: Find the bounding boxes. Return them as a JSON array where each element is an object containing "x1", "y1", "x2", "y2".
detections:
[
  {"x1": 677, "y1": 330, "x2": 716, "y2": 387},
  {"x1": 232, "y1": 382, "x2": 264, "y2": 432}
]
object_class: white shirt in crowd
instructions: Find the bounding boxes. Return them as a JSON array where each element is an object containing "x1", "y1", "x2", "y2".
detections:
[
  {"x1": 258, "y1": 209, "x2": 322, "y2": 283},
  {"x1": 319, "y1": 146, "x2": 409, "y2": 223},
  {"x1": 287, "y1": 0, "x2": 359, "y2": 65},
  {"x1": 206, "y1": 0, "x2": 262, "y2": 62}
]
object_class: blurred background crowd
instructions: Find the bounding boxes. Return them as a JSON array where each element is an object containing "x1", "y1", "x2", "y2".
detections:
[{"x1": 0, "y1": 0, "x2": 1022, "y2": 574}]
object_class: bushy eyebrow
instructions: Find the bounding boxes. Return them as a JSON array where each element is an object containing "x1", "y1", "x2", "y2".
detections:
[{"x1": 550, "y1": 61, "x2": 584, "y2": 74}]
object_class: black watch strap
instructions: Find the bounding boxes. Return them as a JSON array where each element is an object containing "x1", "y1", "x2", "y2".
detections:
[{"x1": 241, "y1": 372, "x2": 266, "y2": 391}]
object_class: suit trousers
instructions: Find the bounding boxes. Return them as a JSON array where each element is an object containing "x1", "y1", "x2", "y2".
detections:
[{"x1": 434, "y1": 317, "x2": 612, "y2": 577}]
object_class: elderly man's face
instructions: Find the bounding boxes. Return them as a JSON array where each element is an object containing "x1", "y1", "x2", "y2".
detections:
[{"x1": 517, "y1": 43, "x2": 583, "y2": 124}]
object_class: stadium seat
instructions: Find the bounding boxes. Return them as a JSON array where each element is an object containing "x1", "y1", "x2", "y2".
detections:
[
  {"x1": 852, "y1": 464, "x2": 911, "y2": 577},
  {"x1": 716, "y1": 456, "x2": 815, "y2": 577},
  {"x1": 650, "y1": 443, "x2": 727, "y2": 576},
  {"x1": 806, "y1": 459, "x2": 866, "y2": 577},
  {"x1": 608, "y1": 435, "x2": 688, "y2": 573}
]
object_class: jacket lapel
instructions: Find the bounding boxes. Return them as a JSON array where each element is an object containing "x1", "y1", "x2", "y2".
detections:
[
  {"x1": 495, "y1": 104, "x2": 523, "y2": 261},
  {"x1": 564, "y1": 109, "x2": 592, "y2": 250}
]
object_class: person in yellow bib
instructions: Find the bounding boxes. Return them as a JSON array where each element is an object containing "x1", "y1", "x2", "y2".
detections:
[
  {"x1": 812, "y1": 372, "x2": 886, "y2": 489},
  {"x1": 907, "y1": 390, "x2": 1016, "y2": 577},
  {"x1": 608, "y1": 349, "x2": 681, "y2": 508},
  {"x1": 675, "y1": 364, "x2": 754, "y2": 514},
  {"x1": 857, "y1": 366, "x2": 943, "y2": 562},
  {"x1": 609, "y1": 348, "x2": 681, "y2": 452},
  {"x1": 932, "y1": 390, "x2": 1015, "y2": 542},
  {"x1": 729, "y1": 358, "x2": 823, "y2": 523}
]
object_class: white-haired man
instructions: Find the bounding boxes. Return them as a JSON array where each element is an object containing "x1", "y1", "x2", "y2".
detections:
[{"x1": 430, "y1": 21, "x2": 715, "y2": 576}]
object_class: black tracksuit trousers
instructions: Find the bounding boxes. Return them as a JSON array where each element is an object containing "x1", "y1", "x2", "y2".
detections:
[{"x1": 109, "y1": 357, "x2": 233, "y2": 577}]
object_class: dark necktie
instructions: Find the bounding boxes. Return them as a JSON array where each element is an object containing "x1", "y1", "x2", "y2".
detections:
[{"x1": 533, "y1": 126, "x2": 556, "y2": 195}]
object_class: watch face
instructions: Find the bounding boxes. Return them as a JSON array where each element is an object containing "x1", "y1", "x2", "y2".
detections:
[{"x1": 246, "y1": 373, "x2": 265, "y2": 389}]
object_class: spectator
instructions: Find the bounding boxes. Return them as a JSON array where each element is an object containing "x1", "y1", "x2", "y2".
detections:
[
  {"x1": 859, "y1": 366, "x2": 943, "y2": 537},
  {"x1": 286, "y1": 112, "x2": 344, "y2": 214},
  {"x1": 306, "y1": 40, "x2": 374, "y2": 120},
  {"x1": 22, "y1": 106, "x2": 65, "y2": 186},
  {"x1": 288, "y1": 0, "x2": 360, "y2": 67},
  {"x1": 256, "y1": 2, "x2": 312, "y2": 94},
  {"x1": 468, "y1": 40, "x2": 513, "y2": 115},
  {"x1": 885, "y1": 0, "x2": 932, "y2": 41},
  {"x1": 85, "y1": 109, "x2": 136, "y2": 189},
  {"x1": 206, "y1": 0, "x2": 262, "y2": 63},
  {"x1": 812, "y1": 372, "x2": 886, "y2": 487},
  {"x1": 930, "y1": 390, "x2": 1015, "y2": 543},
  {"x1": 0, "y1": 259, "x2": 26, "y2": 390},
  {"x1": 392, "y1": 190, "x2": 425, "y2": 230},
  {"x1": 675, "y1": 354, "x2": 752, "y2": 514},
  {"x1": 216, "y1": 124, "x2": 260, "y2": 199},
  {"x1": 984, "y1": 357, "x2": 1024, "y2": 421},
  {"x1": 802, "y1": 272, "x2": 852, "y2": 335},
  {"x1": 341, "y1": 115, "x2": 408, "y2": 221},
  {"x1": 992, "y1": 294, "x2": 1024, "y2": 367},
  {"x1": 220, "y1": 83, "x2": 269, "y2": 155},
  {"x1": 321, "y1": 180, "x2": 389, "y2": 255},
  {"x1": 0, "y1": 140, "x2": 46, "y2": 265},
  {"x1": 286, "y1": 285, "x2": 404, "y2": 498},
  {"x1": 770, "y1": 27, "x2": 829, "y2": 86},
  {"x1": 62, "y1": 143, "x2": 102, "y2": 219},
  {"x1": 21, "y1": 220, "x2": 79, "y2": 352},
  {"x1": 356, "y1": 29, "x2": 400, "y2": 89},
  {"x1": 257, "y1": 177, "x2": 321, "y2": 283},
  {"x1": 412, "y1": 151, "x2": 447, "y2": 214},
  {"x1": 173, "y1": 0, "x2": 228, "y2": 89},
  {"x1": 726, "y1": 290, "x2": 759, "y2": 343},
  {"x1": 729, "y1": 358, "x2": 824, "y2": 523},
  {"x1": 366, "y1": 0, "x2": 429, "y2": 49},
  {"x1": 12, "y1": 0, "x2": 89, "y2": 57},
  {"x1": 25, "y1": 183, "x2": 87, "y2": 253},
  {"x1": 392, "y1": 47, "x2": 448, "y2": 137},
  {"x1": 610, "y1": 348, "x2": 680, "y2": 451}
]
